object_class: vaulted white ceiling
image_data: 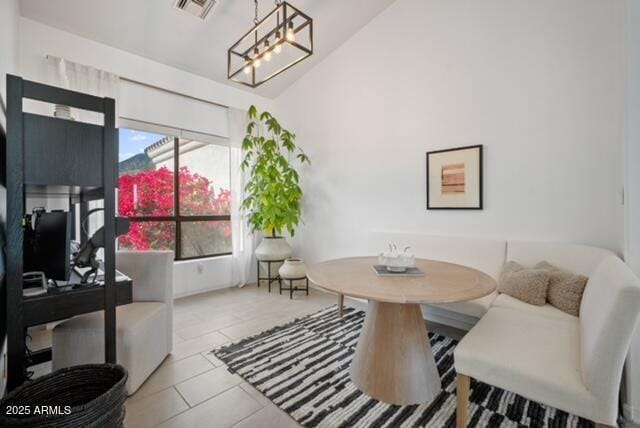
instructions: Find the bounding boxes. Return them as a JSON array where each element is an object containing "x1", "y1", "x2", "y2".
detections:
[{"x1": 19, "y1": 0, "x2": 397, "y2": 98}]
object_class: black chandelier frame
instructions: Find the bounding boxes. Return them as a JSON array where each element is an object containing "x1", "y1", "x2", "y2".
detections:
[{"x1": 227, "y1": 1, "x2": 313, "y2": 88}]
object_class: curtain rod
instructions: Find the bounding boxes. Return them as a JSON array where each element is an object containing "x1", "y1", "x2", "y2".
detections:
[{"x1": 44, "y1": 54, "x2": 229, "y2": 110}]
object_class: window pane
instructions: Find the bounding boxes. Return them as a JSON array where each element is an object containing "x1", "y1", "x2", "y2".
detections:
[
  {"x1": 178, "y1": 138, "x2": 230, "y2": 216},
  {"x1": 118, "y1": 129, "x2": 175, "y2": 217},
  {"x1": 118, "y1": 221, "x2": 176, "y2": 251},
  {"x1": 180, "y1": 221, "x2": 231, "y2": 258}
]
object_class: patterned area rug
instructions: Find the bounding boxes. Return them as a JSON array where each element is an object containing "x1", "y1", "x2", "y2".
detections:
[{"x1": 213, "y1": 306, "x2": 593, "y2": 428}]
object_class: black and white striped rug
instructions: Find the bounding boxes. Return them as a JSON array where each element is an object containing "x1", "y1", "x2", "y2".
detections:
[{"x1": 213, "y1": 306, "x2": 594, "y2": 428}]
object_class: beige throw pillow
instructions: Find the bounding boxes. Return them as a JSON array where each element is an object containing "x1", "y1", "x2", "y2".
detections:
[
  {"x1": 535, "y1": 261, "x2": 587, "y2": 317},
  {"x1": 498, "y1": 261, "x2": 549, "y2": 306}
]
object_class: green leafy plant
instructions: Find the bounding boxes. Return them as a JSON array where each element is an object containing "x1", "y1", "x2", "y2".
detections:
[{"x1": 241, "y1": 105, "x2": 310, "y2": 237}]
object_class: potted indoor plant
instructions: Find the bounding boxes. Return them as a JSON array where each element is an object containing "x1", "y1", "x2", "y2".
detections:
[{"x1": 241, "y1": 105, "x2": 310, "y2": 261}]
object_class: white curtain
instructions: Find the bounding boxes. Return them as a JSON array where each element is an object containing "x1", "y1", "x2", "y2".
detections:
[
  {"x1": 46, "y1": 56, "x2": 120, "y2": 239},
  {"x1": 47, "y1": 55, "x2": 119, "y2": 126},
  {"x1": 229, "y1": 108, "x2": 254, "y2": 287}
]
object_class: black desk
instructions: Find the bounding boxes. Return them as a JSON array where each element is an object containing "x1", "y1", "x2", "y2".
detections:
[
  {"x1": 19, "y1": 274, "x2": 133, "y2": 370},
  {"x1": 23, "y1": 278, "x2": 133, "y2": 327}
]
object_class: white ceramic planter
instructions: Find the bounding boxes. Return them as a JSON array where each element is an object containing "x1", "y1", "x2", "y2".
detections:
[
  {"x1": 279, "y1": 258, "x2": 307, "y2": 279},
  {"x1": 255, "y1": 236, "x2": 293, "y2": 261}
]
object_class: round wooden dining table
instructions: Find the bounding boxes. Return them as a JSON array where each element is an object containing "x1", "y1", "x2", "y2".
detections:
[{"x1": 307, "y1": 256, "x2": 496, "y2": 406}]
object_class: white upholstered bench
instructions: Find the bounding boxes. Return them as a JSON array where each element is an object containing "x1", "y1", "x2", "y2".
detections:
[{"x1": 360, "y1": 233, "x2": 640, "y2": 426}]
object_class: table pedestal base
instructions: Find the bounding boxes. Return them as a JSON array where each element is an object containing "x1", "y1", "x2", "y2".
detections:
[{"x1": 350, "y1": 301, "x2": 442, "y2": 405}]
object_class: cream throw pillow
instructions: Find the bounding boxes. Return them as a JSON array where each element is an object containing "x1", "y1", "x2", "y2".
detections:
[
  {"x1": 498, "y1": 261, "x2": 549, "y2": 306},
  {"x1": 535, "y1": 261, "x2": 587, "y2": 317}
]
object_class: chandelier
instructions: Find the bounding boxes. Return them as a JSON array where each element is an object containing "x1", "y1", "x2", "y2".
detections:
[{"x1": 227, "y1": 0, "x2": 313, "y2": 88}]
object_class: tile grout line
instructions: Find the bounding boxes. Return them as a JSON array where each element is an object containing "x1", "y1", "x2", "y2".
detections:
[
  {"x1": 154, "y1": 384, "x2": 263, "y2": 428},
  {"x1": 172, "y1": 385, "x2": 191, "y2": 408},
  {"x1": 175, "y1": 314, "x2": 248, "y2": 340},
  {"x1": 150, "y1": 387, "x2": 196, "y2": 426},
  {"x1": 125, "y1": 385, "x2": 188, "y2": 428},
  {"x1": 228, "y1": 405, "x2": 268, "y2": 428},
  {"x1": 165, "y1": 339, "x2": 232, "y2": 364},
  {"x1": 129, "y1": 363, "x2": 216, "y2": 403},
  {"x1": 233, "y1": 384, "x2": 303, "y2": 428}
]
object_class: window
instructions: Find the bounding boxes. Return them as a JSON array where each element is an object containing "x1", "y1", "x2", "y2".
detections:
[{"x1": 117, "y1": 127, "x2": 231, "y2": 260}]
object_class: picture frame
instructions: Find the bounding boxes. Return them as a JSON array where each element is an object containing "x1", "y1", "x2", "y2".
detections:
[{"x1": 426, "y1": 145, "x2": 483, "y2": 210}]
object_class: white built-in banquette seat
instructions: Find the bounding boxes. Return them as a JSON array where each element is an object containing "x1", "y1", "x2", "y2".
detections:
[{"x1": 367, "y1": 232, "x2": 640, "y2": 426}]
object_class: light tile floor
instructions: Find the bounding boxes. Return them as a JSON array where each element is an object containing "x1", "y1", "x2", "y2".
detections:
[
  {"x1": 27, "y1": 283, "x2": 466, "y2": 428},
  {"x1": 126, "y1": 284, "x2": 339, "y2": 428}
]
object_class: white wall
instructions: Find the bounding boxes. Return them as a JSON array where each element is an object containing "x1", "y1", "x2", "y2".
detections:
[
  {"x1": 19, "y1": 18, "x2": 273, "y2": 113},
  {"x1": 18, "y1": 18, "x2": 272, "y2": 297},
  {"x1": 625, "y1": 0, "x2": 640, "y2": 277},
  {"x1": 274, "y1": 0, "x2": 627, "y2": 263},
  {"x1": 624, "y1": 0, "x2": 640, "y2": 423},
  {"x1": 174, "y1": 257, "x2": 233, "y2": 298}
]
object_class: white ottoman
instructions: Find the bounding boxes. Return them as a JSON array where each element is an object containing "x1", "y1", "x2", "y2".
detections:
[{"x1": 53, "y1": 302, "x2": 169, "y2": 395}]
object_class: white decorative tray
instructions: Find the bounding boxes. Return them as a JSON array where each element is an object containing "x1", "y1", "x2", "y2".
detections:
[{"x1": 371, "y1": 265, "x2": 424, "y2": 277}]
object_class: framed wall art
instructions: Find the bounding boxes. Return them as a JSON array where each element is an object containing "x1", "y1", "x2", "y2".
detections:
[{"x1": 426, "y1": 145, "x2": 483, "y2": 210}]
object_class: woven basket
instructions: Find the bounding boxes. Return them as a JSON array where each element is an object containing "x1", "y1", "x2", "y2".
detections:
[{"x1": 0, "y1": 364, "x2": 128, "y2": 428}]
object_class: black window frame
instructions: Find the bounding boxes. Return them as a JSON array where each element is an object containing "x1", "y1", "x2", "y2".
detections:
[{"x1": 120, "y1": 134, "x2": 232, "y2": 261}]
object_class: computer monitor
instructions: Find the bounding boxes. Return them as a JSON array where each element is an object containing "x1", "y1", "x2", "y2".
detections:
[{"x1": 31, "y1": 210, "x2": 72, "y2": 282}]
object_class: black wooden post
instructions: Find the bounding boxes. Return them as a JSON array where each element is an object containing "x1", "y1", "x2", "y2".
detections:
[
  {"x1": 103, "y1": 97, "x2": 117, "y2": 363},
  {"x1": 6, "y1": 75, "x2": 25, "y2": 390}
]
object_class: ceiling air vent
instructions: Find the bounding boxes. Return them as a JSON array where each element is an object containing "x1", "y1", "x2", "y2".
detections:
[{"x1": 174, "y1": 0, "x2": 219, "y2": 20}]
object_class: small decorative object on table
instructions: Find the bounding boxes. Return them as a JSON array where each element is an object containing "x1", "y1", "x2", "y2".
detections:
[
  {"x1": 374, "y1": 244, "x2": 424, "y2": 277},
  {"x1": 279, "y1": 258, "x2": 309, "y2": 299},
  {"x1": 378, "y1": 244, "x2": 416, "y2": 272}
]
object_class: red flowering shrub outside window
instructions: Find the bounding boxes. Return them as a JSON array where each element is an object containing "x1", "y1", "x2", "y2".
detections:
[{"x1": 118, "y1": 165, "x2": 231, "y2": 258}]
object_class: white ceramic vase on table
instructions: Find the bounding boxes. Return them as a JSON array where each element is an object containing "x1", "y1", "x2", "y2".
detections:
[{"x1": 378, "y1": 245, "x2": 416, "y2": 272}]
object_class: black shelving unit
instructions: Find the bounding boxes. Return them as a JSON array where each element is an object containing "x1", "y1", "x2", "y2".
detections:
[{"x1": 5, "y1": 75, "x2": 128, "y2": 391}]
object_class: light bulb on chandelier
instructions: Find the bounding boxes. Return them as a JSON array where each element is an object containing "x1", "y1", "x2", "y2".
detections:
[
  {"x1": 243, "y1": 56, "x2": 252, "y2": 74},
  {"x1": 286, "y1": 21, "x2": 295, "y2": 42},
  {"x1": 274, "y1": 30, "x2": 283, "y2": 54},
  {"x1": 264, "y1": 39, "x2": 272, "y2": 61},
  {"x1": 253, "y1": 46, "x2": 261, "y2": 68}
]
